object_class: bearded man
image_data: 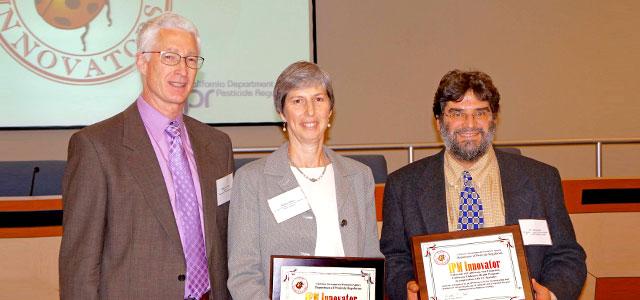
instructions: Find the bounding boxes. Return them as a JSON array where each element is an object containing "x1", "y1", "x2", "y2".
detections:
[{"x1": 380, "y1": 70, "x2": 586, "y2": 300}]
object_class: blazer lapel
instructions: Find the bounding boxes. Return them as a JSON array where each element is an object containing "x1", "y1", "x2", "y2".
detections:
[
  {"x1": 184, "y1": 117, "x2": 224, "y2": 256},
  {"x1": 264, "y1": 143, "x2": 299, "y2": 193},
  {"x1": 496, "y1": 150, "x2": 534, "y2": 225},
  {"x1": 420, "y1": 150, "x2": 449, "y2": 234},
  {"x1": 327, "y1": 149, "x2": 352, "y2": 213},
  {"x1": 121, "y1": 104, "x2": 183, "y2": 253},
  {"x1": 326, "y1": 149, "x2": 359, "y2": 255}
]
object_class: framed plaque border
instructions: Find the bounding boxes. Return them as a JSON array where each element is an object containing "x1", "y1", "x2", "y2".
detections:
[
  {"x1": 270, "y1": 255, "x2": 384, "y2": 300},
  {"x1": 410, "y1": 225, "x2": 533, "y2": 300}
]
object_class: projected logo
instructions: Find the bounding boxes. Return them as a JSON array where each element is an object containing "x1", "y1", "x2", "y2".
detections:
[{"x1": 0, "y1": 0, "x2": 171, "y2": 85}]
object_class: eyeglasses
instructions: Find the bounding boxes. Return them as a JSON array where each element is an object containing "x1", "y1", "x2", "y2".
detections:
[
  {"x1": 142, "y1": 51, "x2": 205, "y2": 69},
  {"x1": 442, "y1": 110, "x2": 492, "y2": 122}
]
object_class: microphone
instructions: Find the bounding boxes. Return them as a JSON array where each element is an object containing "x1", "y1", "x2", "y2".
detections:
[{"x1": 29, "y1": 166, "x2": 40, "y2": 196}]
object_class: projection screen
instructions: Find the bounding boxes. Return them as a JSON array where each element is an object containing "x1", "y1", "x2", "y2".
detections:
[{"x1": 0, "y1": 0, "x2": 314, "y2": 128}]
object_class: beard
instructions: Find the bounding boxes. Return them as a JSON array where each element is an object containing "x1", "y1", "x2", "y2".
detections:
[{"x1": 439, "y1": 120, "x2": 496, "y2": 163}]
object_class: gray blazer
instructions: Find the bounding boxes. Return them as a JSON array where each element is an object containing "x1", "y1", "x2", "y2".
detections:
[
  {"x1": 380, "y1": 149, "x2": 586, "y2": 300},
  {"x1": 59, "y1": 103, "x2": 233, "y2": 300},
  {"x1": 227, "y1": 143, "x2": 382, "y2": 300}
]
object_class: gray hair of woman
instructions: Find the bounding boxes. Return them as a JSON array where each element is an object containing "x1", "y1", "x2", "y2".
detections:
[
  {"x1": 136, "y1": 12, "x2": 201, "y2": 54},
  {"x1": 273, "y1": 61, "x2": 335, "y2": 114}
]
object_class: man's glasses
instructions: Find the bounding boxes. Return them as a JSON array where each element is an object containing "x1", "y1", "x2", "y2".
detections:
[
  {"x1": 142, "y1": 51, "x2": 204, "y2": 69},
  {"x1": 442, "y1": 110, "x2": 492, "y2": 122}
]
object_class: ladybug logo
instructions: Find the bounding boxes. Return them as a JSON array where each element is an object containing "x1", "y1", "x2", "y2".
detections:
[
  {"x1": 434, "y1": 250, "x2": 450, "y2": 265},
  {"x1": 0, "y1": 1, "x2": 171, "y2": 85},
  {"x1": 291, "y1": 277, "x2": 308, "y2": 294},
  {"x1": 35, "y1": 0, "x2": 112, "y2": 51}
]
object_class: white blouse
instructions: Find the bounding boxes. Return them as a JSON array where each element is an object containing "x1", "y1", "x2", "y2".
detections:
[{"x1": 290, "y1": 164, "x2": 345, "y2": 257}]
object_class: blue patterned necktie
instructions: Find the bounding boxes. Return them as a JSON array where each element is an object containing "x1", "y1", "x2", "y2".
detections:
[
  {"x1": 457, "y1": 170, "x2": 484, "y2": 230},
  {"x1": 166, "y1": 121, "x2": 210, "y2": 299}
]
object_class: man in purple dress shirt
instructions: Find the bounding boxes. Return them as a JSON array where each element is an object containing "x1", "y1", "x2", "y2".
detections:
[{"x1": 59, "y1": 12, "x2": 233, "y2": 300}]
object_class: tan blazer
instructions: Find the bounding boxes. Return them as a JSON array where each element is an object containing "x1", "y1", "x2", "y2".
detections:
[
  {"x1": 227, "y1": 143, "x2": 382, "y2": 300},
  {"x1": 59, "y1": 103, "x2": 233, "y2": 300}
]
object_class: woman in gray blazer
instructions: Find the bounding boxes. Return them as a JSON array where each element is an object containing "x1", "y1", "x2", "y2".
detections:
[{"x1": 227, "y1": 61, "x2": 382, "y2": 299}]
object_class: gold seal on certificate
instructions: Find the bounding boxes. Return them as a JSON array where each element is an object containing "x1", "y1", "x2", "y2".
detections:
[
  {"x1": 270, "y1": 256, "x2": 384, "y2": 300},
  {"x1": 411, "y1": 225, "x2": 533, "y2": 300}
]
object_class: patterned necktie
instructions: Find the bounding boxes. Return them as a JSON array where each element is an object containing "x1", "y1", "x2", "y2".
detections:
[
  {"x1": 457, "y1": 171, "x2": 484, "y2": 230},
  {"x1": 166, "y1": 121, "x2": 210, "y2": 299}
]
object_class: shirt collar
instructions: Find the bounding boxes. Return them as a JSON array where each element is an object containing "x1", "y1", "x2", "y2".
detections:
[
  {"x1": 444, "y1": 147, "x2": 496, "y2": 187},
  {"x1": 136, "y1": 96, "x2": 184, "y2": 143}
]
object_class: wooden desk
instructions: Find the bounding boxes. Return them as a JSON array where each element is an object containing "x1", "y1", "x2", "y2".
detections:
[{"x1": 0, "y1": 196, "x2": 62, "y2": 238}]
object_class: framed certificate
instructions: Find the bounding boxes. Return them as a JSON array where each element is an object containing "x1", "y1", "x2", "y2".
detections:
[
  {"x1": 270, "y1": 255, "x2": 384, "y2": 300},
  {"x1": 411, "y1": 225, "x2": 533, "y2": 300}
]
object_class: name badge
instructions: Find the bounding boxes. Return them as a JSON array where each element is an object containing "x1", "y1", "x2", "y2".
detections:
[
  {"x1": 216, "y1": 173, "x2": 233, "y2": 206},
  {"x1": 268, "y1": 187, "x2": 310, "y2": 223},
  {"x1": 518, "y1": 219, "x2": 552, "y2": 246}
]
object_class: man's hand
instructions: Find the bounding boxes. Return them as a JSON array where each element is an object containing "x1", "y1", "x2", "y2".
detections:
[
  {"x1": 532, "y1": 278, "x2": 553, "y2": 300},
  {"x1": 407, "y1": 280, "x2": 420, "y2": 300}
]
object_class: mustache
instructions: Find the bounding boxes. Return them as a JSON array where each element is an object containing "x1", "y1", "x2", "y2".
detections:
[{"x1": 453, "y1": 128, "x2": 485, "y2": 135}]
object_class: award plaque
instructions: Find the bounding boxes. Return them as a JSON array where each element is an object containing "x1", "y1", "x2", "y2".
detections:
[
  {"x1": 411, "y1": 225, "x2": 533, "y2": 300},
  {"x1": 270, "y1": 255, "x2": 384, "y2": 300}
]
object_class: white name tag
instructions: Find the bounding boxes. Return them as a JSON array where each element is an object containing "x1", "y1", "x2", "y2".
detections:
[
  {"x1": 518, "y1": 219, "x2": 553, "y2": 246},
  {"x1": 267, "y1": 187, "x2": 310, "y2": 223},
  {"x1": 216, "y1": 173, "x2": 233, "y2": 206}
]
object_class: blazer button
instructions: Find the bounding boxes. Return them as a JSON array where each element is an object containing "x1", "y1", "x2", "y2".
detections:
[
  {"x1": 340, "y1": 219, "x2": 347, "y2": 227},
  {"x1": 178, "y1": 274, "x2": 186, "y2": 281}
]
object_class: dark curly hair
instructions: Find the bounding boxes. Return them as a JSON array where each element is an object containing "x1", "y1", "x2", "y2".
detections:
[{"x1": 433, "y1": 70, "x2": 500, "y2": 118}]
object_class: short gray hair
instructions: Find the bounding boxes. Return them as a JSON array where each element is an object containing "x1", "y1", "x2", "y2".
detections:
[
  {"x1": 273, "y1": 61, "x2": 335, "y2": 114},
  {"x1": 137, "y1": 12, "x2": 201, "y2": 53}
]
